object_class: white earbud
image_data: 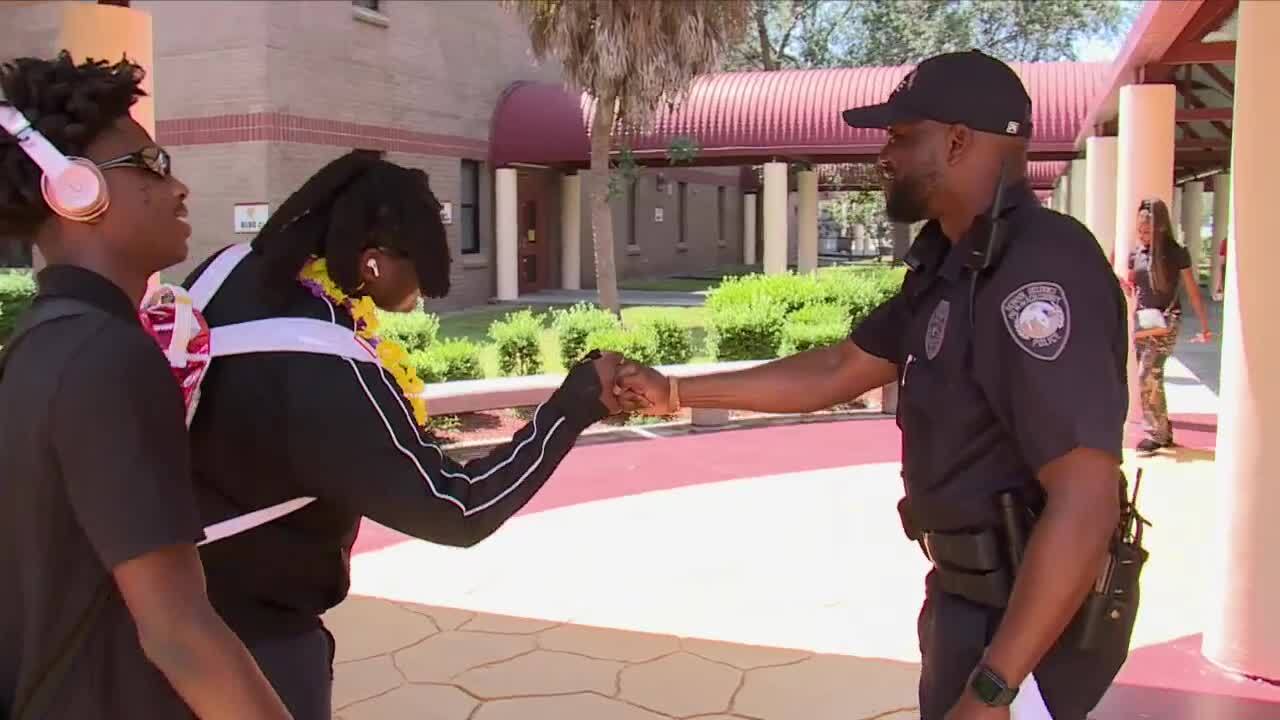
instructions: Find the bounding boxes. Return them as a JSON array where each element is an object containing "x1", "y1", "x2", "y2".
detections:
[{"x1": 367, "y1": 259, "x2": 380, "y2": 278}]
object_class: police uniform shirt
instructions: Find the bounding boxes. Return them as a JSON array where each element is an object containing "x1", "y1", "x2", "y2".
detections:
[
  {"x1": 851, "y1": 181, "x2": 1128, "y2": 532},
  {"x1": 0, "y1": 266, "x2": 202, "y2": 719},
  {"x1": 1129, "y1": 243, "x2": 1190, "y2": 313},
  {"x1": 183, "y1": 247, "x2": 610, "y2": 645}
]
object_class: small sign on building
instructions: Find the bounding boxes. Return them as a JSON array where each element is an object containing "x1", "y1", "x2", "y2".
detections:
[
  {"x1": 654, "y1": 207, "x2": 664, "y2": 223},
  {"x1": 440, "y1": 201, "x2": 453, "y2": 225},
  {"x1": 234, "y1": 203, "x2": 270, "y2": 234}
]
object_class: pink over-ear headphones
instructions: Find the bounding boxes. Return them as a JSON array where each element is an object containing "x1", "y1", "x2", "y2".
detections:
[{"x1": 0, "y1": 103, "x2": 110, "y2": 222}]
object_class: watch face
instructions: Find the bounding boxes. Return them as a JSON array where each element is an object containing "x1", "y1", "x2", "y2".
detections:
[{"x1": 970, "y1": 667, "x2": 1016, "y2": 706}]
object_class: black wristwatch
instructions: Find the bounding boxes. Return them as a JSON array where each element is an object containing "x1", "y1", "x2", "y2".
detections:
[{"x1": 968, "y1": 664, "x2": 1018, "y2": 707}]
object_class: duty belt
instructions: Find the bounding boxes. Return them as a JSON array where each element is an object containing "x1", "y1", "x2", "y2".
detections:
[{"x1": 898, "y1": 496, "x2": 1023, "y2": 608}]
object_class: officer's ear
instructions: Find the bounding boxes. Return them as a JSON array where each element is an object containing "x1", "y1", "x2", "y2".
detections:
[{"x1": 944, "y1": 124, "x2": 974, "y2": 166}]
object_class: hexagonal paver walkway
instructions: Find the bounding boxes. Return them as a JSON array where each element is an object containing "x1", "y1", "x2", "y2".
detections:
[{"x1": 322, "y1": 354, "x2": 1280, "y2": 719}]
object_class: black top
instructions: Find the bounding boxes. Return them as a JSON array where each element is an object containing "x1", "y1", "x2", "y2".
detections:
[
  {"x1": 183, "y1": 247, "x2": 609, "y2": 643},
  {"x1": 1129, "y1": 244, "x2": 1190, "y2": 312},
  {"x1": 852, "y1": 182, "x2": 1128, "y2": 532},
  {"x1": 0, "y1": 266, "x2": 201, "y2": 719}
]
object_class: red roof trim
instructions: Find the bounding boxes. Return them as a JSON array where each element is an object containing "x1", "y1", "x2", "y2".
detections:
[{"x1": 492, "y1": 63, "x2": 1111, "y2": 169}]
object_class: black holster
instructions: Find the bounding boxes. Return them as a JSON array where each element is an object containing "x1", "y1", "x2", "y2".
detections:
[{"x1": 898, "y1": 471, "x2": 1149, "y2": 653}]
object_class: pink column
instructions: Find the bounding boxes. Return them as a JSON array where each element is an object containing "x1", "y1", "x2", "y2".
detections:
[{"x1": 1202, "y1": 0, "x2": 1280, "y2": 681}]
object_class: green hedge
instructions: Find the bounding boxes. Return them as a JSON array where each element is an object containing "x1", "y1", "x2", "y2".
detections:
[
  {"x1": 550, "y1": 302, "x2": 619, "y2": 367},
  {"x1": 407, "y1": 339, "x2": 483, "y2": 383},
  {"x1": 585, "y1": 326, "x2": 662, "y2": 367},
  {"x1": 704, "y1": 267, "x2": 902, "y2": 361},
  {"x1": 378, "y1": 310, "x2": 440, "y2": 353},
  {"x1": 489, "y1": 309, "x2": 544, "y2": 376},
  {"x1": 782, "y1": 303, "x2": 852, "y2": 355},
  {"x1": 707, "y1": 301, "x2": 786, "y2": 361},
  {"x1": 0, "y1": 271, "x2": 36, "y2": 346},
  {"x1": 637, "y1": 316, "x2": 694, "y2": 365}
]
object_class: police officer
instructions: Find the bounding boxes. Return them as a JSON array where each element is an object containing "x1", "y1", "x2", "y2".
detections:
[{"x1": 615, "y1": 50, "x2": 1134, "y2": 720}]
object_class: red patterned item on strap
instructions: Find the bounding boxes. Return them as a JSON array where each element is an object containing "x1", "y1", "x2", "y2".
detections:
[{"x1": 138, "y1": 284, "x2": 211, "y2": 427}]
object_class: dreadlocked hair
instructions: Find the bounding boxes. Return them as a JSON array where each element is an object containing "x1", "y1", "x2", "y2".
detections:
[
  {"x1": 1140, "y1": 198, "x2": 1182, "y2": 297},
  {"x1": 0, "y1": 51, "x2": 146, "y2": 238},
  {"x1": 253, "y1": 151, "x2": 452, "y2": 307}
]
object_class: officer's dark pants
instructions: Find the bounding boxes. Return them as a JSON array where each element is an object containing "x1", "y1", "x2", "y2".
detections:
[
  {"x1": 917, "y1": 572, "x2": 1134, "y2": 719},
  {"x1": 248, "y1": 625, "x2": 336, "y2": 720}
]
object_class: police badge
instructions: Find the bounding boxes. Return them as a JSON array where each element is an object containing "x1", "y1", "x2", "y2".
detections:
[
  {"x1": 925, "y1": 300, "x2": 950, "y2": 360},
  {"x1": 1001, "y1": 282, "x2": 1070, "y2": 361}
]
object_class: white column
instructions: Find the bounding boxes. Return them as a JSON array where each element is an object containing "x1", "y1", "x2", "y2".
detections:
[
  {"x1": 559, "y1": 173, "x2": 581, "y2": 290},
  {"x1": 1203, "y1": 0, "x2": 1280, "y2": 682},
  {"x1": 495, "y1": 168, "x2": 519, "y2": 301},
  {"x1": 1181, "y1": 180, "x2": 1205, "y2": 281},
  {"x1": 47, "y1": 2, "x2": 155, "y2": 284},
  {"x1": 743, "y1": 193, "x2": 758, "y2": 265},
  {"x1": 763, "y1": 162, "x2": 788, "y2": 274},
  {"x1": 1115, "y1": 83, "x2": 1176, "y2": 427},
  {"x1": 1068, "y1": 158, "x2": 1088, "y2": 223},
  {"x1": 796, "y1": 169, "x2": 818, "y2": 273},
  {"x1": 1171, "y1": 186, "x2": 1184, "y2": 244},
  {"x1": 852, "y1": 224, "x2": 867, "y2": 256},
  {"x1": 891, "y1": 221, "x2": 911, "y2": 261},
  {"x1": 1210, "y1": 172, "x2": 1230, "y2": 300},
  {"x1": 1086, "y1": 136, "x2": 1119, "y2": 262}
]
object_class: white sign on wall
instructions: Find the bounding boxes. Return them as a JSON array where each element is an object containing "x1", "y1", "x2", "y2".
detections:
[
  {"x1": 234, "y1": 203, "x2": 270, "y2": 234},
  {"x1": 440, "y1": 201, "x2": 453, "y2": 225},
  {"x1": 654, "y1": 207, "x2": 664, "y2": 223}
]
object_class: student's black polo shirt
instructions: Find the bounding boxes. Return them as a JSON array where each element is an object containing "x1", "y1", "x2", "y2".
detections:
[
  {"x1": 852, "y1": 181, "x2": 1128, "y2": 532},
  {"x1": 0, "y1": 265, "x2": 202, "y2": 718}
]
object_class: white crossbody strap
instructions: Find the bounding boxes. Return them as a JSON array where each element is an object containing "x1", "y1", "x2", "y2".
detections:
[
  {"x1": 209, "y1": 317, "x2": 378, "y2": 362},
  {"x1": 188, "y1": 243, "x2": 253, "y2": 311},
  {"x1": 198, "y1": 497, "x2": 318, "y2": 546},
  {"x1": 187, "y1": 243, "x2": 378, "y2": 546}
]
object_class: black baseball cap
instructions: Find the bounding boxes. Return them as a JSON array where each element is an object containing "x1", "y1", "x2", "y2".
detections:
[{"x1": 841, "y1": 50, "x2": 1033, "y2": 138}]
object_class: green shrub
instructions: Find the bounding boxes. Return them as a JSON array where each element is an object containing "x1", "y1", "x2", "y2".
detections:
[
  {"x1": 550, "y1": 302, "x2": 619, "y2": 367},
  {"x1": 706, "y1": 272, "x2": 822, "y2": 316},
  {"x1": 0, "y1": 271, "x2": 36, "y2": 345},
  {"x1": 707, "y1": 302, "x2": 786, "y2": 361},
  {"x1": 584, "y1": 326, "x2": 661, "y2": 367},
  {"x1": 489, "y1": 309, "x2": 544, "y2": 376},
  {"x1": 406, "y1": 349, "x2": 443, "y2": 384},
  {"x1": 407, "y1": 339, "x2": 484, "y2": 383},
  {"x1": 781, "y1": 304, "x2": 851, "y2": 355},
  {"x1": 377, "y1": 310, "x2": 440, "y2": 353},
  {"x1": 637, "y1": 316, "x2": 694, "y2": 365}
]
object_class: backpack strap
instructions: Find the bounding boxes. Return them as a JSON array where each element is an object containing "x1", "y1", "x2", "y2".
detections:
[
  {"x1": 0, "y1": 297, "x2": 101, "y2": 381},
  {"x1": 208, "y1": 317, "x2": 378, "y2": 363},
  {"x1": 2, "y1": 297, "x2": 113, "y2": 720},
  {"x1": 187, "y1": 242, "x2": 253, "y2": 311}
]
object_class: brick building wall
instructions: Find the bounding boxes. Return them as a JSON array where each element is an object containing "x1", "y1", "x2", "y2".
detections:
[{"x1": 2, "y1": 0, "x2": 752, "y2": 308}]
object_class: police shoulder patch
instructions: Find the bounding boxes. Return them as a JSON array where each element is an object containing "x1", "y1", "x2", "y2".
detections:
[
  {"x1": 925, "y1": 299, "x2": 950, "y2": 360},
  {"x1": 1000, "y1": 281, "x2": 1070, "y2": 361}
]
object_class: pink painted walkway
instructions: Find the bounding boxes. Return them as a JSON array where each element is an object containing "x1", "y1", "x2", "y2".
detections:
[{"x1": 330, "y1": 411, "x2": 1280, "y2": 719}]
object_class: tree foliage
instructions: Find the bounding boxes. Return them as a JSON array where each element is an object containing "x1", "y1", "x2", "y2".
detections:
[
  {"x1": 504, "y1": 0, "x2": 751, "y2": 314},
  {"x1": 725, "y1": 0, "x2": 1140, "y2": 71}
]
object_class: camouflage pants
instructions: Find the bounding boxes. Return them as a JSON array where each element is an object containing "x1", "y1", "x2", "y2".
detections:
[{"x1": 1134, "y1": 309, "x2": 1182, "y2": 444}]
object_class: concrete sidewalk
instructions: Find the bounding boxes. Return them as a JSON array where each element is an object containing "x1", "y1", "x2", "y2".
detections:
[{"x1": 321, "y1": 336, "x2": 1279, "y2": 720}]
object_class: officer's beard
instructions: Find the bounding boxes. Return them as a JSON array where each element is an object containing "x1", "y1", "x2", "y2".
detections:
[{"x1": 884, "y1": 169, "x2": 938, "y2": 223}]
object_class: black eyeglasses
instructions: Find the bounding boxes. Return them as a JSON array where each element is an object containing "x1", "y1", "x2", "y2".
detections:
[{"x1": 96, "y1": 145, "x2": 171, "y2": 178}]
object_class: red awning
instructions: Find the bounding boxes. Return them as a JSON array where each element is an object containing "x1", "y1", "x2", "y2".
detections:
[{"x1": 491, "y1": 62, "x2": 1111, "y2": 169}]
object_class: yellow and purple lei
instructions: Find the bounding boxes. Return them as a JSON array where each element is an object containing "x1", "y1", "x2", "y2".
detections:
[{"x1": 298, "y1": 257, "x2": 429, "y2": 428}]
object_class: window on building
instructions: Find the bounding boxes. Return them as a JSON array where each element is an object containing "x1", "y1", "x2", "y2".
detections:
[
  {"x1": 98, "y1": 0, "x2": 131, "y2": 7},
  {"x1": 627, "y1": 177, "x2": 639, "y2": 247},
  {"x1": 460, "y1": 160, "x2": 480, "y2": 255},
  {"x1": 677, "y1": 182, "x2": 688, "y2": 246},
  {"x1": 717, "y1": 186, "x2": 727, "y2": 247},
  {"x1": 352, "y1": 0, "x2": 380, "y2": 10}
]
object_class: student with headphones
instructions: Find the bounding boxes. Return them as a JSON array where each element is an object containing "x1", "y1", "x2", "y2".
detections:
[{"x1": 0, "y1": 53, "x2": 289, "y2": 719}]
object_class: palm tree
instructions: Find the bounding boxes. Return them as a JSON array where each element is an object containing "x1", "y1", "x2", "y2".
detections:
[{"x1": 504, "y1": 0, "x2": 750, "y2": 314}]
